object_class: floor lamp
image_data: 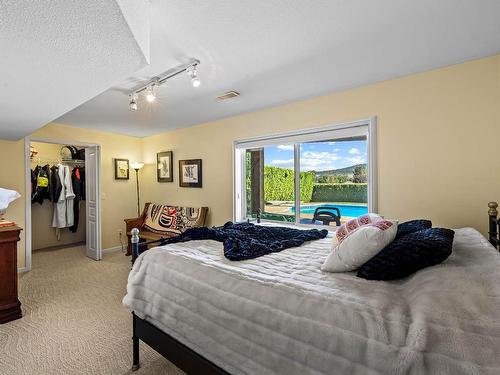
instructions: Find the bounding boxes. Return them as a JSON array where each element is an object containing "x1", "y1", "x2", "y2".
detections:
[{"x1": 130, "y1": 162, "x2": 144, "y2": 216}]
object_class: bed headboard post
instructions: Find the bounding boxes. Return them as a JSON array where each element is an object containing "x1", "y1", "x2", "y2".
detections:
[
  {"x1": 131, "y1": 228, "x2": 140, "y2": 265},
  {"x1": 488, "y1": 202, "x2": 498, "y2": 248}
]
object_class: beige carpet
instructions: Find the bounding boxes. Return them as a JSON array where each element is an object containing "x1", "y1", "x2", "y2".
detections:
[{"x1": 0, "y1": 246, "x2": 184, "y2": 375}]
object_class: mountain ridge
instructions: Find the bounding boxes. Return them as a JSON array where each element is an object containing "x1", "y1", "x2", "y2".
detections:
[{"x1": 313, "y1": 163, "x2": 367, "y2": 175}]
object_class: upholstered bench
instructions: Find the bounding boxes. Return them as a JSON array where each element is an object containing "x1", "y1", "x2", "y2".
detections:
[{"x1": 124, "y1": 202, "x2": 208, "y2": 255}]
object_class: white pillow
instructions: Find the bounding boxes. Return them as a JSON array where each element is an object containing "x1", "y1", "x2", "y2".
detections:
[
  {"x1": 322, "y1": 220, "x2": 398, "y2": 273},
  {"x1": 333, "y1": 213, "x2": 383, "y2": 245}
]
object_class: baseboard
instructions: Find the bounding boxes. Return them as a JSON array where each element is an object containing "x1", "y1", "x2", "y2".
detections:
[
  {"x1": 102, "y1": 245, "x2": 123, "y2": 254},
  {"x1": 18, "y1": 246, "x2": 123, "y2": 272}
]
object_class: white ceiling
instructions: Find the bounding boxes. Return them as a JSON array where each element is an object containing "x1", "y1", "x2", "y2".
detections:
[
  {"x1": 7, "y1": 1, "x2": 500, "y2": 139},
  {"x1": 0, "y1": 0, "x2": 150, "y2": 140}
]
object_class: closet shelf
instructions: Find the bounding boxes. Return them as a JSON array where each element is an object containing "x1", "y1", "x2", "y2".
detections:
[{"x1": 31, "y1": 157, "x2": 85, "y2": 166}]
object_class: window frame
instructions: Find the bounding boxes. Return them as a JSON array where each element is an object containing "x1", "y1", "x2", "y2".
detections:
[{"x1": 233, "y1": 117, "x2": 377, "y2": 226}]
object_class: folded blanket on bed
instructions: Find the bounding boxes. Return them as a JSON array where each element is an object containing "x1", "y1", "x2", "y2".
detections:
[{"x1": 153, "y1": 221, "x2": 328, "y2": 260}]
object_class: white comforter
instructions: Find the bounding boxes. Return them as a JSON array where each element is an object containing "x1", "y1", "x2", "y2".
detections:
[{"x1": 123, "y1": 227, "x2": 500, "y2": 375}]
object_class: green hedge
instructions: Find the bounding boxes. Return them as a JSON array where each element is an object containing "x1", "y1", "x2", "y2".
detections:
[
  {"x1": 264, "y1": 166, "x2": 315, "y2": 202},
  {"x1": 311, "y1": 183, "x2": 367, "y2": 203}
]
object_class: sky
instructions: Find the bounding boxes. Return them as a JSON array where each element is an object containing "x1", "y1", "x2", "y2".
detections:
[{"x1": 263, "y1": 140, "x2": 367, "y2": 171}]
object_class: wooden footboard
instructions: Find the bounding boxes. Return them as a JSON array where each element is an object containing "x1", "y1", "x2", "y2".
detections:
[{"x1": 132, "y1": 313, "x2": 230, "y2": 374}]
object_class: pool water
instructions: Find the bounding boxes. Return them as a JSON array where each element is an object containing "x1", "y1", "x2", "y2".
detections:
[{"x1": 290, "y1": 204, "x2": 368, "y2": 218}]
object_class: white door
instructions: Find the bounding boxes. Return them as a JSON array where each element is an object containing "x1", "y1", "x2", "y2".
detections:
[{"x1": 85, "y1": 146, "x2": 102, "y2": 260}]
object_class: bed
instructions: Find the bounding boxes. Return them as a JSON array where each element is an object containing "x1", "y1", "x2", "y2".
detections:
[{"x1": 123, "y1": 207, "x2": 500, "y2": 375}]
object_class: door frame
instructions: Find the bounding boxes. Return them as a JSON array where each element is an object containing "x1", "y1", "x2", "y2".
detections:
[{"x1": 23, "y1": 137, "x2": 102, "y2": 272}]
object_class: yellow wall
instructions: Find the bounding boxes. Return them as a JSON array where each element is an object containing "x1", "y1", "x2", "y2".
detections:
[
  {"x1": 30, "y1": 141, "x2": 86, "y2": 250},
  {"x1": 31, "y1": 124, "x2": 143, "y2": 254},
  {"x1": 1, "y1": 123, "x2": 142, "y2": 268},
  {"x1": 141, "y1": 54, "x2": 500, "y2": 234},
  {"x1": 1, "y1": 54, "x2": 499, "y2": 269},
  {"x1": 0, "y1": 139, "x2": 26, "y2": 267}
]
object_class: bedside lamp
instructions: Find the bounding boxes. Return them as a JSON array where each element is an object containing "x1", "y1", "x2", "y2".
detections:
[
  {"x1": 0, "y1": 188, "x2": 20, "y2": 219},
  {"x1": 130, "y1": 163, "x2": 144, "y2": 216}
]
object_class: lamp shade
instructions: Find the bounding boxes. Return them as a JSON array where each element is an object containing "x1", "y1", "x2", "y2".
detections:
[{"x1": 130, "y1": 162, "x2": 144, "y2": 170}]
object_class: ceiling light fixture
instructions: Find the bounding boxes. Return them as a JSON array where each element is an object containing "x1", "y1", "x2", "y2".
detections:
[
  {"x1": 129, "y1": 94, "x2": 138, "y2": 111},
  {"x1": 145, "y1": 84, "x2": 157, "y2": 102},
  {"x1": 128, "y1": 59, "x2": 200, "y2": 110},
  {"x1": 187, "y1": 65, "x2": 201, "y2": 87}
]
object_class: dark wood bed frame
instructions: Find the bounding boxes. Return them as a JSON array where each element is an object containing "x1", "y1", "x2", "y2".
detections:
[
  {"x1": 130, "y1": 204, "x2": 500, "y2": 373},
  {"x1": 129, "y1": 228, "x2": 230, "y2": 374},
  {"x1": 488, "y1": 202, "x2": 500, "y2": 249}
]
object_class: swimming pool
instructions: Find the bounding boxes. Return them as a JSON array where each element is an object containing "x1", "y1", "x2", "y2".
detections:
[{"x1": 290, "y1": 204, "x2": 368, "y2": 218}]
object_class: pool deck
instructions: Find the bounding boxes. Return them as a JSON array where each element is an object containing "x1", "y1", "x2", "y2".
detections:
[{"x1": 264, "y1": 201, "x2": 367, "y2": 225}]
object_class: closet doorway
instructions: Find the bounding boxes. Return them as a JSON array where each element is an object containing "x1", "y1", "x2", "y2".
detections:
[{"x1": 24, "y1": 138, "x2": 101, "y2": 271}]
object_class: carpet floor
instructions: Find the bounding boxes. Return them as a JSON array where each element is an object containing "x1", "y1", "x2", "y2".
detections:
[{"x1": 0, "y1": 246, "x2": 184, "y2": 375}]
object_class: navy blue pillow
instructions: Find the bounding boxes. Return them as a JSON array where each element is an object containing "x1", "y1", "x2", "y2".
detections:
[
  {"x1": 395, "y1": 219, "x2": 432, "y2": 240},
  {"x1": 357, "y1": 228, "x2": 454, "y2": 281}
]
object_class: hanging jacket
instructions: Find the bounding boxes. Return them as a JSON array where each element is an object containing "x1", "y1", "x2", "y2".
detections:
[
  {"x1": 80, "y1": 167, "x2": 86, "y2": 201},
  {"x1": 52, "y1": 165, "x2": 66, "y2": 228},
  {"x1": 31, "y1": 165, "x2": 50, "y2": 205},
  {"x1": 71, "y1": 167, "x2": 82, "y2": 199},
  {"x1": 41, "y1": 165, "x2": 52, "y2": 201},
  {"x1": 49, "y1": 165, "x2": 62, "y2": 203},
  {"x1": 52, "y1": 165, "x2": 75, "y2": 228},
  {"x1": 70, "y1": 167, "x2": 82, "y2": 233},
  {"x1": 64, "y1": 165, "x2": 76, "y2": 227}
]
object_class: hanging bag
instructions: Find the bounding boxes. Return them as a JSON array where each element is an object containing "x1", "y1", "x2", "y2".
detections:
[{"x1": 60, "y1": 146, "x2": 85, "y2": 160}]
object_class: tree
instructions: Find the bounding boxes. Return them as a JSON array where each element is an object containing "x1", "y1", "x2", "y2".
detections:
[
  {"x1": 352, "y1": 166, "x2": 367, "y2": 183},
  {"x1": 317, "y1": 174, "x2": 349, "y2": 183}
]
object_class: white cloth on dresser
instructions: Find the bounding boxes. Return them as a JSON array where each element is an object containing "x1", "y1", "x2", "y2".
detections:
[
  {"x1": 0, "y1": 187, "x2": 20, "y2": 216},
  {"x1": 123, "y1": 227, "x2": 500, "y2": 375},
  {"x1": 52, "y1": 165, "x2": 75, "y2": 229}
]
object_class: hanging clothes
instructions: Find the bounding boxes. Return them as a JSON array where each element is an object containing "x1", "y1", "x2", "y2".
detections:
[
  {"x1": 31, "y1": 165, "x2": 51, "y2": 205},
  {"x1": 49, "y1": 165, "x2": 62, "y2": 203},
  {"x1": 80, "y1": 167, "x2": 86, "y2": 201},
  {"x1": 70, "y1": 167, "x2": 83, "y2": 233},
  {"x1": 52, "y1": 165, "x2": 75, "y2": 229},
  {"x1": 64, "y1": 165, "x2": 76, "y2": 227}
]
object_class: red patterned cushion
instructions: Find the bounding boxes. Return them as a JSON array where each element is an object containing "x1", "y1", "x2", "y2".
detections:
[
  {"x1": 334, "y1": 213, "x2": 383, "y2": 244},
  {"x1": 142, "y1": 204, "x2": 204, "y2": 235},
  {"x1": 143, "y1": 204, "x2": 181, "y2": 234}
]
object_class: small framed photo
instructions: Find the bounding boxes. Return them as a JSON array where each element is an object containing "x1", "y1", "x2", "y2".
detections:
[
  {"x1": 114, "y1": 158, "x2": 129, "y2": 180},
  {"x1": 179, "y1": 159, "x2": 202, "y2": 188},
  {"x1": 157, "y1": 151, "x2": 173, "y2": 182}
]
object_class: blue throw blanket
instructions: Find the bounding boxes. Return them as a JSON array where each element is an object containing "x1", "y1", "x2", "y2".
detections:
[{"x1": 155, "y1": 222, "x2": 329, "y2": 261}]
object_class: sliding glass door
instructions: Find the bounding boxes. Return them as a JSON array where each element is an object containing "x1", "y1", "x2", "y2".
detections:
[{"x1": 234, "y1": 118, "x2": 377, "y2": 227}]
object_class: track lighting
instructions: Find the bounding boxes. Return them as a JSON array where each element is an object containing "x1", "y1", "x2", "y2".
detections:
[
  {"x1": 191, "y1": 74, "x2": 201, "y2": 88},
  {"x1": 145, "y1": 84, "x2": 156, "y2": 102},
  {"x1": 187, "y1": 65, "x2": 201, "y2": 87},
  {"x1": 127, "y1": 59, "x2": 200, "y2": 111},
  {"x1": 129, "y1": 94, "x2": 138, "y2": 111}
]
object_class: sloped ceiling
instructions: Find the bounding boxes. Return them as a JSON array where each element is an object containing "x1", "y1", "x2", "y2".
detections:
[
  {"x1": 56, "y1": 0, "x2": 500, "y2": 137},
  {"x1": 0, "y1": 0, "x2": 150, "y2": 140}
]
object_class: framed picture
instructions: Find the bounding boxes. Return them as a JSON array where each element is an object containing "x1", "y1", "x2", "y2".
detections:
[
  {"x1": 114, "y1": 158, "x2": 129, "y2": 180},
  {"x1": 179, "y1": 159, "x2": 202, "y2": 188},
  {"x1": 157, "y1": 151, "x2": 173, "y2": 182}
]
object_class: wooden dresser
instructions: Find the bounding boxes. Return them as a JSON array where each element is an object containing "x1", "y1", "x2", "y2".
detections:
[{"x1": 0, "y1": 225, "x2": 22, "y2": 324}]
